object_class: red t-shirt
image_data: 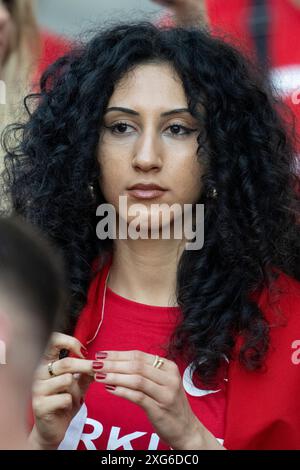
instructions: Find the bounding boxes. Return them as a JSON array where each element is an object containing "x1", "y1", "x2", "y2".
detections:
[
  {"x1": 75, "y1": 268, "x2": 227, "y2": 450},
  {"x1": 58, "y1": 254, "x2": 300, "y2": 450}
]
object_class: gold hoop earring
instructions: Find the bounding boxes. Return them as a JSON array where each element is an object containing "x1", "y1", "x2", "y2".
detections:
[
  {"x1": 89, "y1": 183, "x2": 96, "y2": 198},
  {"x1": 207, "y1": 187, "x2": 218, "y2": 199}
]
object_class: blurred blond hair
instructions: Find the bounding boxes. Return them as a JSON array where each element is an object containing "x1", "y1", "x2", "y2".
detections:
[
  {"x1": 0, "y1": 0, "x2": 41, "y2": 196},
  {"x1": 0, "y1": 0, "x2": 41, "y2": 209}
]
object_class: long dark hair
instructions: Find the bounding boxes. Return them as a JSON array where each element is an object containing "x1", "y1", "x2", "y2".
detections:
[{"x1": 2, "y1": 21, "x2": 300, "y2": 385}]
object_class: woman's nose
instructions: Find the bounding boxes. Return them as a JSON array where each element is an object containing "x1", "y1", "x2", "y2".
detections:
[{"x1": 132, "y1": 131, "x2": 163, "y2": 172}]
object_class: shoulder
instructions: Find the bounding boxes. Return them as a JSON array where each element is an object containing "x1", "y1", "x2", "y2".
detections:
[
  {"x1": 260, "y1": 270, "x2": 300, "y2": 306},
  {"x1": 254, "y1": 270, "x2": 300, "y2": 333}
]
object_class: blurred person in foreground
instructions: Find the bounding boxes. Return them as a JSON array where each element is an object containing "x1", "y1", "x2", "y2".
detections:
[
  {"x1": 0, "y1": 216, "x2": 68, "y2": 449},
  {"x1": 0, "y1": 0, "x2": 71, "y2": 171}
]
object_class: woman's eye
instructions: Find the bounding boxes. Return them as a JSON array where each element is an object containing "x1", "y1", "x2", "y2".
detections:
[
  {"x1": 166, "y1": 124, "x2": 196, "y2": 136},
  {"x1": 105, "y1": 122, "x2": 197, "y2": 137},
  {"x1": 107, "y1": 122, "x2": 134, "y2": 135}
]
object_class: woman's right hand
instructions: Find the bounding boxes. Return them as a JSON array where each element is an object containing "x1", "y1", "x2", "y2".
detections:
[{"x1": 28, "y1": 332, "x2": 94, "y2": 450}]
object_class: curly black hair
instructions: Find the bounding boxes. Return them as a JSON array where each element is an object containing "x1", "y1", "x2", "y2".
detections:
[{"x1": 2, "y1": 21, "x2": 300, "y2": 386}]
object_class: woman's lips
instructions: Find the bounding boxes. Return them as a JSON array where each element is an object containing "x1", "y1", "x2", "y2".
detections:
[
  {"x1": 128, "y1": 184, "x2": 166, "y2": 199},
  {"x1": 127, "y1": 188, "x2": 167, "y2": 199}
]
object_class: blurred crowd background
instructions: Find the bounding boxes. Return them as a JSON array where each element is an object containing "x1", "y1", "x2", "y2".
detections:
[{"x1": 37, "y1": 0, "x2": 162, "y2": 37}]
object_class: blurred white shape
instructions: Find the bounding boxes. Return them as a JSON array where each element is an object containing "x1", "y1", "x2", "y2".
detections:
[
  {"x1": 0, "y1": 340, "x2": 6, "y2": 364},
  {"x1": 58, "y1": 403, "x2": 88, "y2": 450},
  {"x1": 0, "y1": 80, "x2": 6, "y2": 105},
  {"x1": 270, "y1": 65, "x2": 300, "y2": 98}
]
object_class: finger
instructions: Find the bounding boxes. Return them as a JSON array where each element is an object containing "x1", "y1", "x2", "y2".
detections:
[
  {"x1": 33, "y1": 373, "x2": 74, "y2": 397},
  {"x1": 35, "y1": 358, "x2": 95, "y2": 380},
  {"x1": 33, "y1": 393, "x2": 73, "y2": 417},
  {"x1": 69, "y1": 373, "x2": 95, "y2": 407},
  {"x1": 44, "y1": 332, "x2": 87, "y2": 361},
  {"x1": 94, "y1": 371, "x2": 167, "y2": 403},
  {"x1": 77, "y1": 372, "x2": 95, "y2": 396},
  {"x1": 95, "y1": 350, "x2": 173, "y2": 371},
  {"x1": 92, "y1": 357, "x2": 176, "y2": 386},
  {"x1": 44, "y1": 332, "x2": 86, "y2": 361},
  {"x1": 104, "y1": 385, "x2": 157, "y2": 412}
]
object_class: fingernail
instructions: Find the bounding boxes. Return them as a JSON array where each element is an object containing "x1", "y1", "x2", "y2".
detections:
[
  {"x1": 80, "y1": 398, "x2": 84, "y2": 405},
  {"x1": 95, "y1": 373, "x2": 106, "y2": 381},
  {"x1": 92, "y1": 361, "x2": 104, "y2": 370},
  {"x1": 81, "y1": 347, "x2": 88, "y2": 358},
  {"x1": 96, "y1": 351, "x2": 108, "y2": 359},
  {"x1": 105, "y1": 385, "x2": 116, "y2": 391}
]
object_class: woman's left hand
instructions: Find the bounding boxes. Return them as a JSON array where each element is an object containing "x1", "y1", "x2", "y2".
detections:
[{"x1": 92, "y1": 350, "x2": 225, "y2": 450}]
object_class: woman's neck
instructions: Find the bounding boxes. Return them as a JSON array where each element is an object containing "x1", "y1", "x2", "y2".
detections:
[{"x1": 107, "y1": 237, "x2": 186, "y2": 307}]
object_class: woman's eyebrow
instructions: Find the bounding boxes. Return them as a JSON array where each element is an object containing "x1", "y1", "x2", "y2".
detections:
[{"x1": 104, "y1": 107, "x2": 191, "y2": 117}]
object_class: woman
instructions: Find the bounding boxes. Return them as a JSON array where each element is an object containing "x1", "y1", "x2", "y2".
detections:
[
  {"x1": 2, "y1": 21, "x2": 300, "y2": 450},
  {"x1": 0, "y1": 0, "x2": 70, "y2": 174}
]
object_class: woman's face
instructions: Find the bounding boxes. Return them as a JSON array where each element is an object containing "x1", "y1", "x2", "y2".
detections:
[
  {"x1": 0, "y1": 1, "x2": 13, "y2": 65},
  {"x1": 97, "y1": 63, "x2": 204, "y2": 231}
]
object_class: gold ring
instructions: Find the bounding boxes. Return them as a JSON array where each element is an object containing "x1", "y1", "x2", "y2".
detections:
[
  {"x1": 152, "y1": 355, "x2": 164, "y2": 369},
  {"x1": 48, "y1": 361, "x2": 56, "y2": 377}
]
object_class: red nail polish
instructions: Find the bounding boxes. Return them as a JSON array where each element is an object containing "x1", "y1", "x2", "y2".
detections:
[
  {"x1": 105, "y1": 385, "x2": 116, "y2": 391},
  {"x1": 96, "y1": 351, "x2": 108, "y2": 359},
  {"x1": 80, "y1": 398, "x2": 84, "y2": 405},
  {"x1": 92, "y1": 361, "x2": 104, "y2": 370},
  {"x1": 81, "y1": 347, "x2": 88, "y2": 358},
  {"x1": 95, "y1": 373, "x2": 106, "y2": 380}
]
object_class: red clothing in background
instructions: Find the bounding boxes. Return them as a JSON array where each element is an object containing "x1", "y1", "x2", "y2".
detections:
[
  {"x1": 157, "y1": 0, "x2": 300, "y2": 154},
  {"x1": 207, "y1": 0, "x2": 300, "y2": 69},
  {"x1": 33, "y1": 30, "x2": 72, "y2": 85},
  {"x1": 208, "y1": 0, "x2": 300, "y2": 150}
]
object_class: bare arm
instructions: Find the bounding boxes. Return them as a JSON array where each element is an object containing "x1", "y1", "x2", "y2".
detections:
[{"x1": 152, "y1": 0, "x2": 208, "y2": 27}]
